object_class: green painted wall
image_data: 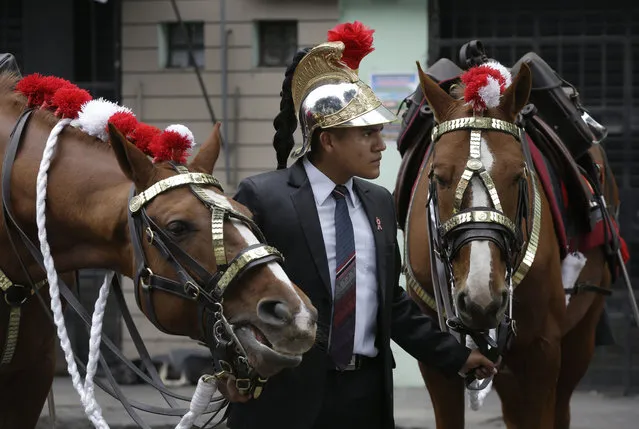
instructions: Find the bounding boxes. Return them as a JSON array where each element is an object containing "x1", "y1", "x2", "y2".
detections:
[{"x1": 340, "y1": 0, "x2": 428, "y2": 387}]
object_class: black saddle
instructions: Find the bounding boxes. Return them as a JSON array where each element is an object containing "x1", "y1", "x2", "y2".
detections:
[{"x1": 394, "y1": 40, "x2": 617, "y2": 346}]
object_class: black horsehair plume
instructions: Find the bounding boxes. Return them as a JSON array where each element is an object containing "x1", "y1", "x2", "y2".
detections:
[{"x1": 272, "y1": 48, "x2": 311, "y2": 170}]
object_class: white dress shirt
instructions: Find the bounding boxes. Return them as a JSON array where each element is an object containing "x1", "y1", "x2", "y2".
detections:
[{"x1": 303, "y1": 156, "x2": 379, "y2": 357}]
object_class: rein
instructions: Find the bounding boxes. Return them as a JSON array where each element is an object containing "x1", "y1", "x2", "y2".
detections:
[
  {"x1": 425, "y1": 116, "x2": 542, "y2": 389},
  {"x1": 0, "y1": 109, "x2": 281, "y2": 427},
  {"x1": 127, "y1": 164, "x2": 284, "y2": 398}
]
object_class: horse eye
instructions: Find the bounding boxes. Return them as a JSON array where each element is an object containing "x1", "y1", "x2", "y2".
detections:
[
  {"x1": 166, "y1": 220, "x2": 189, "y2": 236},
  {"x1": 434, "y1": 174, "x2": 450, "y2": 187}
]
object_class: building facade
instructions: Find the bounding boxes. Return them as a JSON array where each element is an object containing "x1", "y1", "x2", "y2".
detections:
[{"x1": 121, "y1": 0, "x2": 339, "y2": 191}]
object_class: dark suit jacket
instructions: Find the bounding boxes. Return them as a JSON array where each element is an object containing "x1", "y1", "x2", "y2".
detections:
[{"x1": 228, "y1": 159, "x2": 470, "y2": 429}]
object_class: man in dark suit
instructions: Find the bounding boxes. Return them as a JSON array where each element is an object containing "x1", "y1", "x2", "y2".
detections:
[{"x1": 223, "y1": 24, "x2": 496, "y2": 429}]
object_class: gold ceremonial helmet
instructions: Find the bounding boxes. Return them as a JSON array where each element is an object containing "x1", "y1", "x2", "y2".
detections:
[{"x1": 289, "y1": 40, "x2": 397, "y2": 159}]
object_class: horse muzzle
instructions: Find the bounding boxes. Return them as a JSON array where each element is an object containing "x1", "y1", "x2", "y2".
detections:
[{"x1": 455, "y1": 287, "x2": 508, "y2": 330}]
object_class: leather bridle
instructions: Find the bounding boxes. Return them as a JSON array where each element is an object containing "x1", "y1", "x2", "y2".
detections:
[
  {"x1": 425, "y1": 116, "x2": 542, "y2": 388},
  {"x1": 127, "y1": 164, "x2": 284, "y2": 398},
  {"x1": 0, "y1": 108, "x2": 284, "y2": 401}
]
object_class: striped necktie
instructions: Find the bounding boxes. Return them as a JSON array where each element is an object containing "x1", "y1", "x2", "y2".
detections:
[{"x1": 329, "y1": 184, "x2": 356, "y2": 369}]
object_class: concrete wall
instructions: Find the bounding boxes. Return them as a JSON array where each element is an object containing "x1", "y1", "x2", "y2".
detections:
[
  {"x1": 339, "y1": 0, "x2": 428, "y2": 387},
  {"x1": 121, "y1": 0, "x2": 338, "y2": 191},
  {"x1": 119, "y1": 0, "x2": 338, "y2": 358}
]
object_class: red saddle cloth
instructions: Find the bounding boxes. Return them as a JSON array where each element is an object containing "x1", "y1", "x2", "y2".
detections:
[
  {"x1": 527, "y1": 136, "x2": 629, "y2": 263},
  {"x1": 406, "y1": 138, "x2": 630, "y2": 264}
]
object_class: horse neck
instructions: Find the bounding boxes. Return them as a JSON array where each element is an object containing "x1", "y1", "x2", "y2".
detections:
[{"x1": 6, "y1": 115, "x2": 135, "y2": 278}]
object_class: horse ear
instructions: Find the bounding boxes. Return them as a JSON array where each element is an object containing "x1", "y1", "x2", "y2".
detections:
[
  {"x1": 107, "y1": 122, "x2": 156, "y2": 191},
  {"x1": 188, "y1": 122, "x2": 222, "y2": 174},
  {"x1": 498, "y1": 62, "x2": 532, "y2": 121},
  {"x1": 416, "y1": 61, "x2": 456, "y2": 122}
]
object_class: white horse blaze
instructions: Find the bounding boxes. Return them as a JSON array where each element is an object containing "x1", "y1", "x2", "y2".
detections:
[
  {"x1": 200, "y1": 190, "x2": 313, "y2": 331},
  {"x1": 465, "y1": 137, "x2": 495, "y2": 309},
  {"x1": 230, "y1": 219, "x2": 314, "y2": 331}
]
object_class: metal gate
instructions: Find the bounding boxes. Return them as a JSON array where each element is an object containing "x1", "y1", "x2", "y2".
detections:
[{"x1": 429, "y1": 0, "x2": 638, "y2": 392}]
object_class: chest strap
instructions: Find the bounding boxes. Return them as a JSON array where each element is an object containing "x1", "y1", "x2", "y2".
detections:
[{"x1": 0, "y1": 270, "x2": 47, "y2": 365}]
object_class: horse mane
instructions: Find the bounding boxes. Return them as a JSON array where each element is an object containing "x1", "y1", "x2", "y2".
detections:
[
  {"x1": 0, "y1": 72, "x2": 113, "y2": 151},
  {"x1": 0, "y1": 72, "x2": 32, "y2": 115}
]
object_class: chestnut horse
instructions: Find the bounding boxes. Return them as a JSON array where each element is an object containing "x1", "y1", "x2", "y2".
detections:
[
  {"x1": 0, "y1": 72, "x2": 317, "y2": 429},
  {"x1": 403, "y1": 63, "x2": 622, "y2": 428}
]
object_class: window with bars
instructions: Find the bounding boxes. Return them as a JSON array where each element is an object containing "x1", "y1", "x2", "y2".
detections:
[
  {"x1": 0, "y1": 0, "x2": 23, "y2": 69},
  {"x1": 431, "y1": 0, "x2": 638, "y2": 191},
  {"x1": 160, "y1": 22, "x2": 205, "y2": 69},
  {"x1": 256, "y1": 20, "x2": 298, "y2": 67}
]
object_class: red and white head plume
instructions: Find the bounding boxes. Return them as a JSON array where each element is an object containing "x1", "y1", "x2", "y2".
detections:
[
  {"x1": 326, "y1": 20, "x2": 375, "y2": 71},
  {"x1": 460, "y1": 61, "x2": 512, "y2": 112},
  {"x1": 129, "y1": 123, "x2": 162, "y2": 156},
  {"x1": 107, "y1": 111, "x2": 138, "y2": 140},
  {"x1": 72, "y1": 98, "x2": 135, "y2": 141},
  {"x1": 15, "y1": 73, "x2": 196, "y2": 164},
  {"x1": 149, "y1": 124, "x2": 195, "y2": 164},
  {"x1": 15, "y1": 74, "x2": 74, "y2": 109},
  {"x1": 51, "y1": 87, "x2": 93, "y2": 119}
]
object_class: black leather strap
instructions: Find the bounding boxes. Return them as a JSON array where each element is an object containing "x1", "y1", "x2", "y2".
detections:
[
  {"x1": 565, "y1": 282, "x2": 613, "y2": 296},
  {"x1": 1, "y1": 109, "x2": 40, "y2": 289},
  {"x1": 0, "y1": 113, "x2": 226, "y2": 422}
]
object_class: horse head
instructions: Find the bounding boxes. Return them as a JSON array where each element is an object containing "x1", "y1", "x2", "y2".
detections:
[
  {"x1": 416, "y1": 61, "x2": 533, "y2": 330},
  {"x1": 107, "y1": 122, "x2": 317, "y2": 381}
]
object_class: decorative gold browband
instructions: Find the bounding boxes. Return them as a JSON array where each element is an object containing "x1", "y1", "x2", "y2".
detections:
[
  {"x1": 314, "y1": 81, "x2": 382, "y2": 129},
  {"x1": 431, "y1": 117, "x2": 521, "y2": 143},
  {"x1": 129, "y1": 173, "x2": 222, "y2": 213},
  {"x1": 407, "y1": 116, "x2": 543, "y2": 314},
  {"x1": 132, "y1": 168, "x2": 282, "y2": 291}
]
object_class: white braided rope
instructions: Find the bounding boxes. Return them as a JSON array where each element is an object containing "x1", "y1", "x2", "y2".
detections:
[
  {"x1": 175, "y1": 376, "x2": 218, "y2": 429},
  {"x1": 36, "y1": 119, "x2": 110, "y2": 429},
  {"x1": 37, "y1": 120, "x2": 219, "y2": 429},
  {"x1": 465, "y1": 329, "x2": 496, "y2": 410}
]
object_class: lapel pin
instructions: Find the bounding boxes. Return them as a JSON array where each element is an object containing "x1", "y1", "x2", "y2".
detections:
[{"x1": 376, "y1": 217, "x2": 383, "y2": 231}]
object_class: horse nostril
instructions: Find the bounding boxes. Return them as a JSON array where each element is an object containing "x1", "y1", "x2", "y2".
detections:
[
  {"x1": 456, "y1": 291, "x2": 468, "y2": 313},
  {"x1": 273, "y1": 302, "x2": 292, "y2": 321},
  {"x1": 257, "y1": 299, "x2": 293, "y2": 326}
]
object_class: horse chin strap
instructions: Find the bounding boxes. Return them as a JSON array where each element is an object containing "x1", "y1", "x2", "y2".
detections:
[
  {"x1": 127, "y1": 164, "x2": 283, "y2": 398},
  {"x1": 426, "y1": 116, "x2": 543, "y2": 390}
]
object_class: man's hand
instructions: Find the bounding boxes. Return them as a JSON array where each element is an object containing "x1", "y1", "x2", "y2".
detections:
[
  {"x1": 459, "y1": 349, "x2": 499, "y2": 380},
  {"x1": 215, "y1": 375, "x2": 252, "y2": 403}
]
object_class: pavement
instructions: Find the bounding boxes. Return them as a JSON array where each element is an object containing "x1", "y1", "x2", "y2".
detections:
[{"x1": 36, "y1": 376, "x2": 639, "y2": 429}]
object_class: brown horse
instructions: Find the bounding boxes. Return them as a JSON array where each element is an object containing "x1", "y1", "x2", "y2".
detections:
[
  {"x1": 0, "y1": 72, "x2": 317, "y2": 429},
  {"x1": 402, "y1": 62, "x2": 622, "y2": 428}
]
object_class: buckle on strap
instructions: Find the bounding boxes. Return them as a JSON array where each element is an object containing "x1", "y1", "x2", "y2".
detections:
[
  {"x1": 4, "y1": 284, "x2": 30, "y2": 306},
  {"x1": 1, "y1": 280, "x2": 47, "y2": 307}
]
